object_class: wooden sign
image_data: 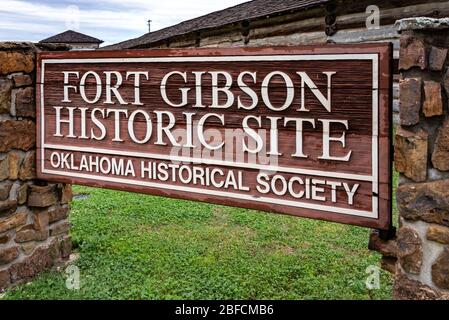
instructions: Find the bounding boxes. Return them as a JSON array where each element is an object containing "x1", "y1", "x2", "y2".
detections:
[{"x1": 37, "y1": 45, "x2": 392, "y2": 230}]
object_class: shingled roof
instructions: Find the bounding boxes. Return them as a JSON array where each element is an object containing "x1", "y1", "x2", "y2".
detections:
[
  {"x1": 40, "y1": 30, "x2": 103, "y2": 44},
  {"x1": 104, "y1": 0, "x2": 330, "y2": 50}
]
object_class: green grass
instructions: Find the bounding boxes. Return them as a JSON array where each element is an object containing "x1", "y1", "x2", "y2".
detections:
[{"x1": 2, "y1": 173, "x2": 398, "y2": 300}]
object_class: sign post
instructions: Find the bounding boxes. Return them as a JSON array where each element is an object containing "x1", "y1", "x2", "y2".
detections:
[{"x1": 37, "y1": 44, "x2": 392, "y2": 229}]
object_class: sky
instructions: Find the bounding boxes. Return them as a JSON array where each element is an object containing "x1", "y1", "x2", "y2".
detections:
[{"x1": 0, "y1": 0, "x2": 248, "y2": 46}]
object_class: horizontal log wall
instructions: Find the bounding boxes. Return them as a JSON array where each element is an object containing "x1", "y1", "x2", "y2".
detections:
[{"x1": 150, "y1": 1, "x2": 449, "y2": 124}]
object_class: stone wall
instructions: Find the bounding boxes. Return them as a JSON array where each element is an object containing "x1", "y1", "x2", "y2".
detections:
[
  {"x1": 369, "y1": 18, "x2": 449, "y2": 300},
  {"x1": 0, "y1": 42, "x2": 72, "y2": 291}
]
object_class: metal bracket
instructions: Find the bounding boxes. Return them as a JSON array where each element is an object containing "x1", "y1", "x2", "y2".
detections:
[{"x1": 378, "y1": 226, "x2": 397, "y2": 241}]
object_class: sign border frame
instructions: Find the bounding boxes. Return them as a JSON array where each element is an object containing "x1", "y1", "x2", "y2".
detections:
[{"x1": 36, "y1": 44, "x2": 392, "y2": 230}]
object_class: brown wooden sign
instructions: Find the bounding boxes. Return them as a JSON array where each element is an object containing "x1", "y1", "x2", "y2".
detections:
[{"x1": 37, "y1": 44, "x2": 392, "y2": 229}]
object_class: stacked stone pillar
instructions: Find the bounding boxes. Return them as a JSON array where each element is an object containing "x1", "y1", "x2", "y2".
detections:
[
  {"x1": 370, "y1": 18, "x2": 449, "y2": 299},
  {"x1": 0, "y1": 42, "x2": 72, "y2": 291}
]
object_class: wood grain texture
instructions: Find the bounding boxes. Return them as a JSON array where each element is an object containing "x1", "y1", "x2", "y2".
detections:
[{"x1": 36, "y1": 44, "x2": 393, "y2": 230}]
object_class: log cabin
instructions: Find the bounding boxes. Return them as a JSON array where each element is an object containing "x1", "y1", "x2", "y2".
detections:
[{"x1": 103, "y1": 0, "x2": 449, "y2": 123}]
